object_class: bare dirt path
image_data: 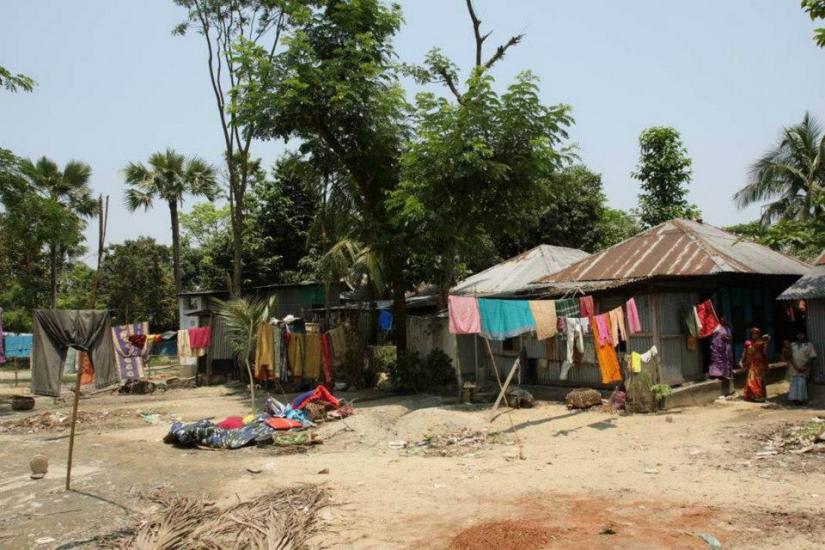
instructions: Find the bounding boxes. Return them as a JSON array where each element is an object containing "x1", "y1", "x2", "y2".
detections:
[{"x1": 0, "y1": 383, "x2": 823, "y2": 549}]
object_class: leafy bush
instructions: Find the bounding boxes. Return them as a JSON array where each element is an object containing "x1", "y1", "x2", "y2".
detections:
[{"x1": 388, "y1": 349, "x2": 455, "y2": 393}]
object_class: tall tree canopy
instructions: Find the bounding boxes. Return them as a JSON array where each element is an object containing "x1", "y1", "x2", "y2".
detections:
[
  {"x1": 174, "y1": 0, "x2": 290, "y2": 297},
  {"x1": 734, "y1": 112, "x2": 825, "y2": 225},
  {"x1": 20, "y1": 157, "x2": 97, "y2": 307},
  {"x1": 802, "y1": 0, "x2": 825, "y2": 47},
  {"x1": 123, "y1": 148, "x2": 218, "y2": 299},
  {"x1": 632, "y1": 126, "x2": 698, "y2": 228},
  {"x1": 98, "y1": 237, "x2": 178, "y2": 330}
]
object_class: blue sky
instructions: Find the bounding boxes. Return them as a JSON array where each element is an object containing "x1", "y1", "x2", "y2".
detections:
[{"x1": 2, "y1": 0, "x2": 825, "y2": 265}]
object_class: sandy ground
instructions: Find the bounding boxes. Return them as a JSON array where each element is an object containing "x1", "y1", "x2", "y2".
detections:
[{"x1": 1, "y1": 376, "x2": 824, "y2": 549}]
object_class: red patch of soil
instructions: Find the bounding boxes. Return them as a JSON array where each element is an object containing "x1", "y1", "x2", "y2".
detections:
[{"x1": 450, "y1": 519, "x2": 553, "y2": 550}]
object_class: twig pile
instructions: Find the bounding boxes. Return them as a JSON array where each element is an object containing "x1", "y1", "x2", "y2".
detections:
[{"x1": 109, "y1": 486, "x2": 328, "y2": 549}]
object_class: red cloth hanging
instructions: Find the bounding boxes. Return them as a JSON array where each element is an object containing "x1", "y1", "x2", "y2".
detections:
[
  {"x1": 579, "y1": 295, "x2": 595, "y2": 318},
  {"x1": 188, "y1": 326, "x2": 212, "y2": 348},
  {"x1": 695, "y1": 300, "x2": 720, "y2": 338}
]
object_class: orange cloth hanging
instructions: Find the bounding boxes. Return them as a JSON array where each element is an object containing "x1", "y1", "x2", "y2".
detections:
[{"x1": 590, "y1": 315, "x2": 622, "y2": 384}]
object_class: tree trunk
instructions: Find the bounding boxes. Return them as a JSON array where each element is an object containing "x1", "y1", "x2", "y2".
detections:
[
  {"x1": 228, "y1": 170, "x2": 243, "y2": 299},
  {"x1": 48, "y1": 242, "x2": 58, "y2": 308},
  {"x1": 169, "y1": 200, "x2": 182, "y2": 298}
]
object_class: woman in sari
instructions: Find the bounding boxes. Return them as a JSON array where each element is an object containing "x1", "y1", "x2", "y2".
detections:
[
  {"x1": 741, "y1": 327, "x2": 770, "y2": 402},
  {"x1": 708, "y1": 316, "x2": 733, "y2": 379}
]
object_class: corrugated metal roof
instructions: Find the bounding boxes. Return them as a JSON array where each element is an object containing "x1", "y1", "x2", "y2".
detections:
[
  {"x1": 778, "y1": 265, "x2": 825, "y2": 300},
  {"x1": 539, "y1": 219, "x2": 810, "y2": 284},
  {"x1": 451, "y1": 244, "x2": 589, "y2": 297}
]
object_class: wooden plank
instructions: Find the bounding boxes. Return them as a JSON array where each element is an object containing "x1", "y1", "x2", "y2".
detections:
[{"x1": 490, "y1": 355, "x2": 520, "y2": 420}]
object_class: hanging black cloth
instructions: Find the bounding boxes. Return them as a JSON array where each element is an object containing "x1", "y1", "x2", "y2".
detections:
[{"x1": 31, "y1": 310, "x2": 117, "y2": 396}]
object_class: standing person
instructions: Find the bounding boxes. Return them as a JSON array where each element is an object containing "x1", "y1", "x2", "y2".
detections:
[
  {"x1": 788, "y1": 331, "x2": 817, "y2": 405},
  {"x1": 741, "y1": 327, "x2": 770, "y2": 402},
  {"x1": 708, "y1": 316, "x2": 734, "y2": 380}
]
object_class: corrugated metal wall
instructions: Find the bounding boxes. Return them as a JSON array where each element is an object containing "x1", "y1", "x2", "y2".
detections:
[
  {"x1": 808, "y1": 299, "x2": 825, "y2": 384},
  {"x1": 656, "y1": 292, "x2": 702, "y2": 384},
  {"x1": 203, "y1": 314, "x2": 233, "y2": 360}
]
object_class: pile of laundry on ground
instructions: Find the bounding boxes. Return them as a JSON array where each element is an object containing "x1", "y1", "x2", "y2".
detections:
[{"x1": 163, "y1": 386, "x2": 353, "y2": 450}]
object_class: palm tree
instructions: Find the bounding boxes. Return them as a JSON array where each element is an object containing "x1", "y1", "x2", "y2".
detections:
[
  {"x1": 215, "y1": 296, "x2": 277, "y2": 414},
  {"x1": 735, "y1": 112, "x2": 825, "y2": 225},
  {"x1": 123, "y1": 149, "x2": 217, "y2": 296},
  {"x1": 21, "y1": 157, "x2": 97, "y2": 307}
]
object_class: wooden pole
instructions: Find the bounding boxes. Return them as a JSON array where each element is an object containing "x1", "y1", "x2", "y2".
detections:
[
  {"x1": 483, "y1": 337, "x2": 504, "y2": 392},
  {"x1": 490, "y1": 355, "x2": 520, "y2": 418},
  {"x1": 65, "y1": 363, "x2": 84, "y2": 490},
  {"x1": 66, "y1": 195, "x2": 108, "y2": 492},
  {"x1": 14, "y1": 357, "x2": 18, "y2": 387}
]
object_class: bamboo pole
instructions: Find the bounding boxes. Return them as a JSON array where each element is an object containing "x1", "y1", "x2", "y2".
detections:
[{"x1": 66, "y1": 195, "x2": 108, "y2": 492}]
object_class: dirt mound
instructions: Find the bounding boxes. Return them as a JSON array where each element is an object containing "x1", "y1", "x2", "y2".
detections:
[{"x1": 450, "y1": 519, "x2": 553, "y2": 550}]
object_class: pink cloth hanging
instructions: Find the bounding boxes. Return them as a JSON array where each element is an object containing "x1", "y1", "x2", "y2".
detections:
[
  {"x1": 625, "y1": 298, "x2": 642, "y2": 334},
  {"x1": 595, "y1": 314, "x2": 612, "y2": 346},
  {"x1": 448, "y1": 295, "x2": 481, "y2": 334}
]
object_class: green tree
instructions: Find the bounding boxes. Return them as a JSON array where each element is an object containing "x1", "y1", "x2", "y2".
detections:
[
  {"x1": 632, "y1": 127, "x2": 698, "y2": 227},
  {"x1": 734, "y1": 113, "x2": 825, "y2": 224},
  {"x1": 173, "y1": 0, "x2": 290, "y2": 297},
  {"x1": 98, "y1": 237, "x2": 178, "y2": 330},
  {"x1": 57, "y1": 262, "x2": 97, "y2": 309},
  {"x1": 0, "y1": 65, "x2": 36, "y2": 93},
  {"x1": 596, "y1": 208, "x2": 641, "y2": 250},
  {"x1": 19, "y1": 157, "x2": 96, "y2": 308},
  {"x1": 803, "y1": 0, "x2": 825, "y2": 46},
  {"x1": 123, "y1": 149, "x2": 218, "y2": 298},
  {"x1": 232, "y1": 0, "x2": 412, "y2": 346},
  {"x1": 725, "y1": 218, "x2": 825, "y2": 262},
  {"x1": 215, "y1": 296, "x2": 277, "y2": 414}
]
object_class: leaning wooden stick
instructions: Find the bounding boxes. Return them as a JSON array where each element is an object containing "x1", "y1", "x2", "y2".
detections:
[{"x1": 490, "y1": 355, "x2": 520, "y2": 418}]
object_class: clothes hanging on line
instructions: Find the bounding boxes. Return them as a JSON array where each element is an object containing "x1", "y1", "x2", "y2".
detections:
[
  {"x1": 590, "y1": 315, "x2": 622, "y2": 385},
  {"x1": 529, "y1": 300, "x2": 557, "y2": 340},
  {"x1": 4, "y1": 333, "x2": 33, "y2": 358},
  {"x1": 560, "y1": 317, "x2": 586, "y2": 380},
  {"x1": 579, "y1": 295, "x2": 595, "y2": 318},
  {"x1": 595, "y1": 314, "x2": 612, "y2": 346},
  {"x1": 448, "y1": 295, "x2": 481, "y2": 335},
  {"x1": 478, "y1": 299, "x2": 535, "y2": 340},
  {"x1": 608, "y1": 307, "x2": 626, "y2": 344},
  {"x1": 555, "y1": 298, "x2": 579, "y2": 319},
  {"x1": 625, "y1": 298, "x2": 642, "y2": 334},
  {"x1": 328, "y1": 326, "x2": 347, "y2": 365},
  {"x1": 320, "y1": 332, "x2": 334, "y2": 386},
  {"x1": 31, "y1": 310, "x2": 118, "y2": 397},
  {"x1": 0, "y1": 307, "x2": 5, "y2": 364},
  {"x1": 287, "y1": 333, "x2": 306, "y2": 378},
  {"x1": 255, "y1": 322, "x2": 277, "y2": 380},
  {"x1": 188, "y1": 326, "x2": 212, "y2": 349},
  {"x1": 304, "y1": 324, "x2": 322, "y2": 380},
  {"x1": 112, "y1": 322, "x2": 148, "y2": 381}
]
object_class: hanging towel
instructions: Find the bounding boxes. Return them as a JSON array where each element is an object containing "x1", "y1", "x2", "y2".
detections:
[
  {"x1": 529, "y1": 300, "x2": 557, "y2": 340},
  {"x1": 595, "y1": 314, "x2": 612, "y2": 346},
  {"x1": 448, "y1": 295, "x2": 481, "y2": 334},
  {"x1": 608, "y1": 307, "x2": 626, "y2": 344},
  {"x1": 695, "y1": 300, "x2": 720, "y2": 338},
  {"x1": 328, "y1": 327, "x2": 347, "y2": 364},
  {"x1": 4, "y1": 333, "x2": 33, "y2": 358},
  {"x1": 574, "y1": 316, "x2": 591, "y2": 335},
  {"x1": 555, "y1": 298, "x2": 579, "y2": 319},
  {"x1": 320, "y1": 333, "x2": 334, "y2": 386},
  {"x1": 625, "y1": 298, "x2": 642, "y2": 334},
  {"x1": 188, "y1": 326, "x2": 212, "y2": 349},
  {"x1": 378, "y1": 310, "x2": 393, "y2": 332},
  {"x1": 478, "y1": 299, "x2": 535, "y2": 341},
  {"x1": 579, "y1": 295, "x2": 595, "y2": 318},
  {"x1": 590, "y1": 315, "x2": 623, "y2": 384}
]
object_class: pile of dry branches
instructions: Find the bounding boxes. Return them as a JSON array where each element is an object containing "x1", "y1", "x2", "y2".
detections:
[{"x1": 110, "y1": 485, "x2": 328, "y2": 549}]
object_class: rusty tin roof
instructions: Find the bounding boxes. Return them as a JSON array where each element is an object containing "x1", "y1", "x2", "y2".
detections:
[{"x1": 539, "y1": 219, "x2": 810, "y2": 284}]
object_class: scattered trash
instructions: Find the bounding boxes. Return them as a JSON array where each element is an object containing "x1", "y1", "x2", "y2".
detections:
[
  {"x1": 394, "y1": 428, "x2": 508, "y2": 458},
  {"x1": 388, "y1": 440, "x2": 407, "y2": 450},
  {"x1": 0, "y1": 410, "x2": 137, "y2": 434},
  {"x1": 697, "y1": 532, "x2": 722, "y2": 549},
  {"x1": 140, "y1": 412, "x2": 160, "y2": 425},
  {"x1": 643, "y1": 468, "x2": 658, "y2": 475},
  {"x1": 600, "y1": 523, "x2": 617, "y2": 535},
  {"x1": 317, "y1": 468, "x2": 329, "y2": 475},
  {"x1": 119, "y1": 379, "x2": 156, "y2": 394},
  {"x1": 754, "y1": 418, "x2": 825, "y2": 457},
  {"x1": 246, "y1": 467, "x2": 262, "y2": 474},
  {"x1": 34, "y1": 537, "x2": 56, "y2": 545},
  {"x1": 30, "y1": 455, "x2": 48, "y2": 480}
]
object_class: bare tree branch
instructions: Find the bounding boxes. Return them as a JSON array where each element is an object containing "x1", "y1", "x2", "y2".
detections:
[
  {"x1": 434, "y1": 66, "x2": 464, "y2": 103},
  {"x1": 483, "y1": 34, "x2": 524, "y2": 70},
  {"x1": 465, "y1": 0, "x2": 486, "y2": 67}
]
